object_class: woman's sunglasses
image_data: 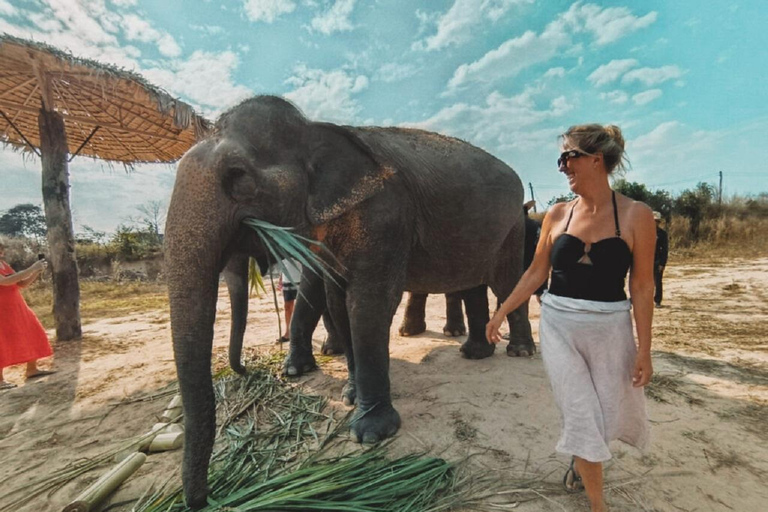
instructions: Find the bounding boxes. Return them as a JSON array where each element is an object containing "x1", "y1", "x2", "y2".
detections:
[{"x1": 557, "y1": 149, "x2": 589, "y2": 168}]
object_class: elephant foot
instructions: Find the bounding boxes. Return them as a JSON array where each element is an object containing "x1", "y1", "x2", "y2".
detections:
[
  {"x1": 342, "y1": 381, "x2": 357, "y2": 406},
  {"x1": 321, "y1": 335, "x2": 345, "y2": 355},
  {"x1": 442, "y1": 321, "x2": 466, "y2": 337},
  {"x1": 184, "y1": 483, "x2": 209, "y2": 511},
  {"x1": 282, "y1": 350, "x2": 318, "y2": 377},
  {"x1": 506, "y1": 340, "x2": 536, "y2": 357},
  {"x1": 398, "y1": 319, "x2": 426, "y2": 337},
  {"x1": 460, "y1": 337, "x2": 496, "y2": 359},
  {"x1": 350, "y1": 402, "x2": 401, "y2": 444}
]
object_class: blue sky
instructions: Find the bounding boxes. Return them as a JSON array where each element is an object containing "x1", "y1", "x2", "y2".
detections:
[{"x1": 1, "y1": 0, "x2": 766, "y2": 233}]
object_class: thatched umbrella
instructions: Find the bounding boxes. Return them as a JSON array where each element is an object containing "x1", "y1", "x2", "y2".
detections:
[{"x1": 0, "y1": 34, "x2": 210, "y2": 340}]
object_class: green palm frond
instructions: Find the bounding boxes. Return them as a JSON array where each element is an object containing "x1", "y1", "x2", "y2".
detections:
[
  {"x1": 242, "y1": 218, "x2": 341, "y2": 287},
  {"x1": 247, "y1": 257, "x2": 267, "y2": 298}
]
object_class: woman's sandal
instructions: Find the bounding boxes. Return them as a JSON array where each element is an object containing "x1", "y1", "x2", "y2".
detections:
[{"x1": 563, "y1": 457, "x2": 584, "y2": 493}]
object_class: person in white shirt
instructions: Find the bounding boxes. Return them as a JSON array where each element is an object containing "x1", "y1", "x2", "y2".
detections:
[{"x1": 278, "y1": 259, "x2": 301, "y2": 342}]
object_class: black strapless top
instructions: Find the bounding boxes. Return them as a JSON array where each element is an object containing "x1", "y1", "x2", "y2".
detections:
[{"x1": 549, "y1": 192, "x2": 631, "y2": 302}]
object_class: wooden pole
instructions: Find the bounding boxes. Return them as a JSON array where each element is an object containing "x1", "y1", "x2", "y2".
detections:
[{"x1": 38, "y1": 106, "x2": 82, "y2": 341}]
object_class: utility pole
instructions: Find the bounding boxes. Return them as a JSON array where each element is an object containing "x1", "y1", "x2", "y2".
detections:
[
  {"x1": 528, "y1": 182, "x2": 536, "y2": 212},
  {"x1": 718, "y1": 171, "x2": 723, "y2": 205}
]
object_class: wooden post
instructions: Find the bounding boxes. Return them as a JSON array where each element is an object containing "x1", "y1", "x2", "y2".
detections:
[{"x1": 38, "y1": 107, "x2": 82, "y2": 341}]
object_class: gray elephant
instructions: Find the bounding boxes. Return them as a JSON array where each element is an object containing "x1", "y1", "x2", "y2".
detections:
[{"x1": 164, "y1": 95, "x2": 530, "y2": 508}]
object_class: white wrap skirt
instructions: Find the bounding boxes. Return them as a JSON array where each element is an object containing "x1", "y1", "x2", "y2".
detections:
[{"x1": 539, "y1": 292, "x2": 650, "y2": 462}]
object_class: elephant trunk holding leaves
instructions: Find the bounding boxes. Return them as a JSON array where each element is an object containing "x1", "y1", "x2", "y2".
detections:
[{"x1": 164, "y1": 95, "x2": 530, "y2": 508}]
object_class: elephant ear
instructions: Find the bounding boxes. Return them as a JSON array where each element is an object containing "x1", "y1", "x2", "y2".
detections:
[{"x1": 305, "y1": 123, "x2": 396, "y2": 225}]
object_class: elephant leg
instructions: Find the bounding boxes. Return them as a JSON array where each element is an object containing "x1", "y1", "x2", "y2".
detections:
[
  {"x1": 223, "y1": 253, "x2": 249, "y2": 375},
  {"x1": 320, "y1": 310, "x2": 345, "y2": 355},
  {"x1": 459, "y1": 285, "x2": 496, "y2": 359},
  {"x1": 325, "y1": 284, "x2": 356, "y2": 406},
  {"x1": 506, "y1": 301, "x2": 536, "y2": 357},
  {"x1": 442, "y1": 291, "x2": 466, "y2": 337},
  {"x1": 283, "y1": 268, "x2": 325, "y2": 376},
  {"x1": 348, "y1": 280, "x2": 403, "y2": 444},
  {"x1": 398, "y1": 292, "x2": 427, "y2": 336},
  {"x1": 490, "y1": 215, "x2": 536, "y2": 357}
]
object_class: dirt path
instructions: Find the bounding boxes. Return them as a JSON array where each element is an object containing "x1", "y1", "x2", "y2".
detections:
[{"x1": 1, "y1": 258, "x2": 766, "y2": 511}]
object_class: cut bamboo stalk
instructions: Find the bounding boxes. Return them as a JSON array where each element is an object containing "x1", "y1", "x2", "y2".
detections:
[
  {"x1": 151, "y1": 422, "x2": 183, "y2": 434},
  {"x1": 147, "y1": 432, "x2": 184, "y2": 453},
  {"x1": 159, "y1": 394, "x2": 183, "y2": 422},
  {"x1": 62, "y1": 452, "x2": 146, "y2": 512}
]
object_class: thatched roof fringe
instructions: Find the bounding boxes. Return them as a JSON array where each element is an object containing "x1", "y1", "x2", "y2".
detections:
[{"x1": 0, "y1": 33, "x2": 212, "y2": 163}]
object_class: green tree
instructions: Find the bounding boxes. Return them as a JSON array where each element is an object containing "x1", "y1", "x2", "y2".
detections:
[
  {"x1": 547, "y1": 192, "x2": 577, "y2": 207},
  {"x1": 0, "y1": 203, "x2": 47, "y2": 240},
  {"x1": 674, "y1": 182, "x2": 716, "y2": 240},
  {"x1": 613, "y1": 179, "x2": 673, "y2": 220}
]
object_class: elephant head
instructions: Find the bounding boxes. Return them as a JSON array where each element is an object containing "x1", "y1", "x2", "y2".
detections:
[{"x1": 164, "y1": 96, "x2": 395, "y2": 508}]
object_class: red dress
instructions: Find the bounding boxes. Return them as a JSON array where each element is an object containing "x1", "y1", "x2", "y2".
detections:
[{"x1": 0, "y1": 261, "x2": 52, "y2": 368}]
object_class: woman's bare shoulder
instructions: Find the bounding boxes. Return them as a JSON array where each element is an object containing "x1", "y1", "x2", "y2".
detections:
[
  {"x1": 544, "y1": 201, "x2": 570, "y2": 223},
  {"x1": 614, "y1": 193, "x2": 655, "y2": 232}
]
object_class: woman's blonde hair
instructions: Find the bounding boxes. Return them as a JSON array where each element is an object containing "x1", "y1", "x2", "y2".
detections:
[{"x1": 560, "y1": 124, "x2": 629, "y2": 174}]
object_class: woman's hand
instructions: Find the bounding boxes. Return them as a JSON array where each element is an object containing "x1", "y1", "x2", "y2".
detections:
[
  {"x1": 632, "y1": 350, "x2": 653, "y2": 388},
  {"x1": 485, "y1": 313, "x2": 505, "y2": 345},
  {"x1": 30, "y1": 259, "x2": 47, "y2": 273}
]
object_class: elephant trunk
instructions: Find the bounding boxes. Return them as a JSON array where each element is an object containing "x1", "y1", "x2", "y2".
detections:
[
  {"x1": 166, "y1": 237, "x2": 219, "y2": 509},
  {"x1": 164, "y1": 151, "x2": 229, "y2": 509}
]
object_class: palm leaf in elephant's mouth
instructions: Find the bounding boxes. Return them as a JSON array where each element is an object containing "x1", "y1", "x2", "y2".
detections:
[{"x1": 243, "y1": 218, "x2": 342, "y2": 290}]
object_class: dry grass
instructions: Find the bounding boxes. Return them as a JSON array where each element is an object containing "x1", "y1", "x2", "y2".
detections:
[
  {"x1": 645, "y1": 372, "x2": 703, "y2": 406},
  {"x1": 22, "y1": 280, "x2": 168, "y2": 329},
  {"x1": 717, "y1": 402, "x2": 768, "y2": 441},
  {"x1": 670, "y1": 215, "x2": 768, "y2": 262}
]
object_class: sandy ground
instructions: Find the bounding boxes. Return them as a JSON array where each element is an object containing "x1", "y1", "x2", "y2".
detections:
[{"x1": 1, "y1": 258, "x2": 767, "y2": 512}]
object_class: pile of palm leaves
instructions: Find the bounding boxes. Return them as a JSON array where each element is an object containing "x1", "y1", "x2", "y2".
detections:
[{"x1": 134, "y1": 353, "x2": 497, "y2": 512}]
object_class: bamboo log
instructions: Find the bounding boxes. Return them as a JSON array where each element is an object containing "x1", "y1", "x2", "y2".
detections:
[
  {"x1": 62, "y1": 452, "x2": 146, "y2": 512},
  {"x1": 147, "y1": 431, "x2": 184, "y2": 452},
  {"x1": 159, "y1": 394, "x2": 183, "y2": 422}
]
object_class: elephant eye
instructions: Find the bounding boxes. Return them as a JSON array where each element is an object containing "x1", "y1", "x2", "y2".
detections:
[{"x1": 222, "y1": 167, "x2": 251, "y2": 198}]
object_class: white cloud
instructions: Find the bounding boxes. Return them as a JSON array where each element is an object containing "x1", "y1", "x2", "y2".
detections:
[
  {"x1": 111, "y1": 0, "x2": 139, "y2": 6},
  {"x1": 406, "y1": 88, "x2": 573, "y2": 152},
  {"x1": 445, "y1": 3, "x2": 655, "y2": 92},
  {"x1": 121, "y1": 13, "x2": 181, "y2": 57},
  {"x1": 632, "y1": 89, "x2": 663, "y2": 105},
  {"x1": 284, "y1": 65, "x2": 369, "y2": 124},
  {"x1": 446, "y1": 27, "x2": 569, "y2": 93},
  {"x1": 543, "y1": 67, "x2": 566, "y2": 79},
  {"x1": 243, "y1": 0, "x2": 297, "y2": 23},
  {"x1": 310, "y1": 0, "x2": 356, "y2": 35},
  {"x1": 190, "y1": 24, "x2": 225, "y2": 35},
  {"x1": 599, "y1": 90, "x2": 629, "y2": 104},
  {"x1": 143, "y1": 51, "x2": 253, "y2": 116},
  {"x1": 374, "y1": 62, "x2": 419, "y2": 83},
  {"x1": 0, "y1": 0, "x2": 17, "y2": 16},
  {"x1": 587, "y1": 59, "x2": 638, "y2": 86},
  {"x1": 413, "y1": 0, "x2": 532, "y2": 51},
  {"x1": 562, "y1": 3, "x2": 657, "y2": 46},
  {"x1": 622, "y1": 65, "x2": 685, "y2": 86}
]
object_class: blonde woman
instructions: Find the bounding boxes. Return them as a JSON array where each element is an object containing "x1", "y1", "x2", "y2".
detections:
[{"x1": 487, "y1": 124, "x2": 654, "y2": 512}]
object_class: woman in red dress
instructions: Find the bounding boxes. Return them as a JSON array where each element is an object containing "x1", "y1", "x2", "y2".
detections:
[{"x1": 0, "y1": 242, "x2": 54, "y2": 390}]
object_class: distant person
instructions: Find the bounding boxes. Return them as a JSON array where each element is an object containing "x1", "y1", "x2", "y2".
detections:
[
  {"x1": 487, "y1": 124, "x2": 653, "y2": 512},
  {"x1": 0, "y1": 243, "x2": 56, "y2": 390},
  {"x1": 653, "y1": 211, "x2": 668, "y2": 308},
  {"x1": 277, "y1": 259, "x2": 301, "y2": 343}
]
